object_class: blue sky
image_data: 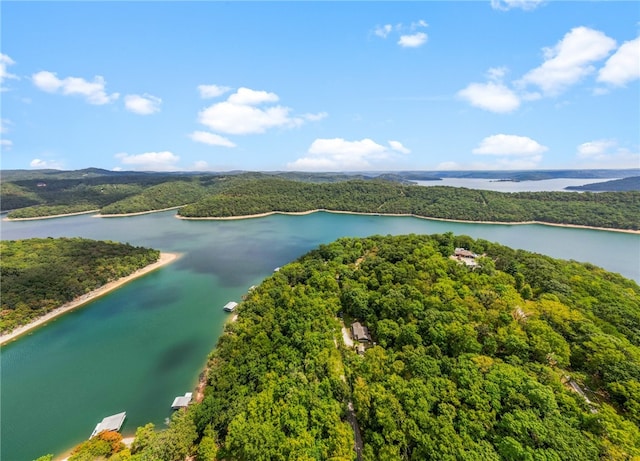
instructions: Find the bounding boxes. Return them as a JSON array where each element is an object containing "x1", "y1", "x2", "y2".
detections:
[{"x1": 1, "y1": 1, "x2": 639, "y2": 172}]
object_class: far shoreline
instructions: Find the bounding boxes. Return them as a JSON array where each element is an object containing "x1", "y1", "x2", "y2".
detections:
[
  {"x1": 0, "y1": 252, "x2": 180, "y2": 346},
  {"x1": 176, "y1": 209, "x2": 640, "y2": 235}
]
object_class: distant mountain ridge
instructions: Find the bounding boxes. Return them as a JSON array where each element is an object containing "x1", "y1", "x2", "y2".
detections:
[{"x1": 565, "y1": 176, "x2": 640, "y2": 192}]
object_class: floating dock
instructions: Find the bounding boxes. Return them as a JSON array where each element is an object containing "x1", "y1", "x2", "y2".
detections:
[
  {"x1": 223, "y1": 301, "x2": 238, "y2": 312},
  {"x1": 90, "y1": 411, "x2": 126, "y2": 438},
  {"x1": 171, "y1": 392, "x2": 193, "y2": 410}
]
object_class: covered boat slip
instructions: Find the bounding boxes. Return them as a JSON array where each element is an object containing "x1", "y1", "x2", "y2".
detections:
[
  {"x1": 90, "y1": 412, "x2": 126, "y2": 438},
  {"x1": 171, "y1": 392, "x2": 193, "y2": 410},
  {"x1": 223, "y1": 301, "x2": 238, "y2": 312}
]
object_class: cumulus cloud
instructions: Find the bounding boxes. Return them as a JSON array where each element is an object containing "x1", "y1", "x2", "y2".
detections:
[
  {"x1": 287, "y1": 137, "x2": 409, "y2": 171},
  {"x1": 576, "y1": 139, "x2": 639, "y2": 168},
  {"x1": 398, "y1": 32, "x2": 428, "y2": 48},
  {"x1": 0, "y1": 119, "x2": 12, "y2": 151},
  {"x1": 491, "y1": 0, "x2": 544, "y2": 11},
  {"x1": 597, "y1": 36, "x2": 640, "y2": 86},
  {"x1": 227, "y1": 87, "x2": 279, "y2": 105},
  {"x1": 457, "y1": 82, "x2": 520, "y2": 113},
  {"x1": 472, "y1": 134, "x2": 548, "y2": 156},
  {"x1": 32, "y1": 71, "x2": 119, "y2": 105},
  {"x1": 30, "y1": 158, "x2": 63, "y2": 169},
  {"x1": 115, "y1": 151, "x2": 180, "y2": 171},
  {"x1": 388, "y1": 140, "x2": 411, "y2": 154},
  {"x1": 0, "y1": 54, "x2": 18, "y2": 90},
  {"x1": 518, "y1": 27, "x2": 617, "y2": 96},
  {"x1": 189, "y1": 131, "x2": 236, "y2": 148},
  {"x1": 198, "y1": 84, "x2": 232, "y2": 99},
  {"x1": 191, "y1": 160, "x2": 211, "y2": 171},
  {"x1": 197, "y1": 87, "x2": 319, "y2": 135},
  {"x1": 124, "y1": 94, "x2": 162, "y2": 115}
]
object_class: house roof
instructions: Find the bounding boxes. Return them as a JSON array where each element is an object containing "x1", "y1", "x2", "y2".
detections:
[{"x1": 352, "y1": 322, "x2": 371, "y2": 341}]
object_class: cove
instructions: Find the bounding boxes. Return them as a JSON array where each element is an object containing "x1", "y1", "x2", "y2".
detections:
[{"x1": 1, "y1": 210, "x2": 638, "y2": 460}]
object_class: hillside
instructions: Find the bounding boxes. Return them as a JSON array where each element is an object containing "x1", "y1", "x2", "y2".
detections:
[
  {"x1": 565, "y1": 176, "x2": 640, "y2": 192},
  {"x1": 116, "y1": 233, "x2": 640, "y2": 461},
  {"x1": 178, "y1": 178, "x2": 640, "y2": 231}
]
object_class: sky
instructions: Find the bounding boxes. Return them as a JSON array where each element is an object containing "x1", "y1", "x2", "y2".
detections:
[{"x1": 1, "y1": 1, "x2": 639, "y2": 172}]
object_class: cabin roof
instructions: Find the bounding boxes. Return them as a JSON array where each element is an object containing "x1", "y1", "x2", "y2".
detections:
[{"x1": 351, "y1": 321, "x2": 371, "y2": 342}]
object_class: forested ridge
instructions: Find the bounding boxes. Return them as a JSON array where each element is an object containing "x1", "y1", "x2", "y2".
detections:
[
  {"x1": 3, "y1": 170, "x2": 639, "y2": 231},
  {"x1": 95, "y1": 233, "x2": 640, "y2": 461},
  {"x1": 178, "y1": 178, "x2": 640, "y2": 231},
  {"x1": 0, "y1": 237, "x2": 160, "y2": 333}
]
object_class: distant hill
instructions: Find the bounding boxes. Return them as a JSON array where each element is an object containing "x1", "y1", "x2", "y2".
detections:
[{"x1": 565, "y1": 176, "x2": 640, "y2": 192}]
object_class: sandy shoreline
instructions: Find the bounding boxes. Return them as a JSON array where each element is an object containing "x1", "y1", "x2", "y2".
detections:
[
  {"x1": 0, "y1": 252, "x2": 180, "y2": 346},
  {"x1": 97, "y1": 206, "x2": 183, "y2": 218},
  {"x1": 176, "y1": 209, "x2": 640, "y2": 234}
]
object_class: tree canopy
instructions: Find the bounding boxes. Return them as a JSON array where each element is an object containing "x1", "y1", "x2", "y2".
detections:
[{"x1": 126, "y1": 233, "x2": 640, "y2": 460}]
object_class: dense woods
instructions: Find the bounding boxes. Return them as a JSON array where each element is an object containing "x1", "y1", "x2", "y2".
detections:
[
  {"x1": 3, "y1": 169, "x2": 639, "y2": 231},
  {"x1": 178, "y1": 178, "x2": 640, "y2": 231},
  {"x1": 121, "y1": 233, "x2": 640, "y2": 460},
  {"x1": 0, "y1": 237, "x2": 160, "y2": 333}
]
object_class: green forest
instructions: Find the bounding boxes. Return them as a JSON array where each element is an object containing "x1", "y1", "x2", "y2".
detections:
[
  {"x1": 0, "y1": 237, "x2": 160, "y2": 333},
  {"x1": 84, "y1": 233, "x2": 640, "y2": 461},
  {"x1": 3, "y1": 170, "x2": 639, "y2": 231},
  {"x1": 178, "y1": 178, "x2": 640, "y2": 231}
]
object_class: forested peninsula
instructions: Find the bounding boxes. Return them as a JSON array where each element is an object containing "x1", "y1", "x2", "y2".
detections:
[
  {"x1": 3, "y1": 169, "x2": 639, "y2": 231},
  {"x1": 0, "y1": 237, "x2": 161, "y2": 334},
  {"x1": 178, "y1": 178, "x2": 640, "y2": 231},
  {"x1": 78, "y1": 233, "x2": 640, "y2": 461}
]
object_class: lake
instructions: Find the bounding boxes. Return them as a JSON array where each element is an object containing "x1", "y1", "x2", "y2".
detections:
[
  {"x1": 413, "y1": 178, "x2": 619, "y2": 192},
  {"x1": 1, "y1": 210, "x2": 639, "y2": 460}
]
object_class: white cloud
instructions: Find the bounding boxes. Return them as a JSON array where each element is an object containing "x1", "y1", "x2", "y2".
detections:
[
  {"x1": 597, "y1": 36, "x2": 640, "y2": 86},
  {"x1": 302, "y1": 112, "x2": 328, "y2": 122},
  {"x1": 0, "y1": 118, "x2": 11, "y2": 134},
  {"x1": 32, "y1": 71, "x2": 119, "y2": 105},
  {"x1": 398, "y1": 32, "x2": 428, "y2": 48},
  {"x1": 189, "y1": 131, "x2": 236, "y2": 148},
  {"x1": 198, "y1": 84, "x2": 232, "y2": 99},
  {"x1": 374, "y1": 24, "x2": 393, "y2": 38},
  {"x1": 472, "y1": 134, "x2": 548, "y2": 156},
  {"x1": 1, "y1": 139, "x2": 12, "y2": 151},
  {"x1": 576, "y1": 139, "x2": 640, "y2": 168},
  {"x1": 491, "y1": 0, "x2": 545, "y2": 11},
  {"x1": 124, "y1": 94, "x2": 162, "y2": 115},
  {"x1": 287, "y1": 137, "x2": 408, "y2": 171},
  {"x1": 30, "y1": 158, "x2": 63, "y2": 169},
  {"x1": 457, "y1": 81, "x2": 520, "y2": 113},
  {"x1": 197, "y1": 87, "x2": 320, "y2": 135},
  {"x1": 0, "y1": 54, "x2": 18, "y2": 89},
  {"x1": 518, "y1": 27, "x2": 617, "y2": 96},
  {"x1": 227, "y1": 87, "x2": 279, "y2": 105},
  {"x1": 115, "y1": 151, "x2": 180, "y2": 171},
  {"x1": 388, "y1": 140, "x2": 410, "y2": 154},
  {"x1": 374, "y1": 21, "x2": 428, "y2": 48}
]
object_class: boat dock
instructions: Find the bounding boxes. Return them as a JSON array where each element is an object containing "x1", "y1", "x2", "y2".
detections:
[
  {"x1": 171, "y1": 392, "x2": 193, "y2": 410},
  {"x1": 90, "y1": 411, "x2": 126, "y2": 438},
  {"x1": 223, "y1": 301, "x2": 238, "y2": 312}
]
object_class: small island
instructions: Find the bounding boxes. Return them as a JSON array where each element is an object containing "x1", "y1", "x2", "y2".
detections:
[{"x1": 0, "y1": 237, "x2": 176, "y2": 344}]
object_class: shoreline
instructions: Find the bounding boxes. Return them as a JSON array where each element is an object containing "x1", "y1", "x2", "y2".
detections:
[
  {"x1": 4, "y1": 206, "x2": 638, "y2": 234},
  {"x1": 3, "y1": 209, "x2": 100, "y2": 221},
  {"x1": 0, "y1": 252, "x2": 180, "y2": 346},
  {"x1": 176, "y1": 209, "x2": 640, "y2": 234}
]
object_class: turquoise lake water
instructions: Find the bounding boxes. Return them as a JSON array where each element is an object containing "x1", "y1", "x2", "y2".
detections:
[{"x1": 1, "y1": 210, "x2": 638, "y2": 460}]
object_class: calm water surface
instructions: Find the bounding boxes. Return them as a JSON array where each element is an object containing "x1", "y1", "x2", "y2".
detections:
[
  {"x1": 413, "y1": 178, "x2": 619, "y2": 192},
  {"x1": 1, "y1": 211, "x2": 639, "y2": 460}
]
